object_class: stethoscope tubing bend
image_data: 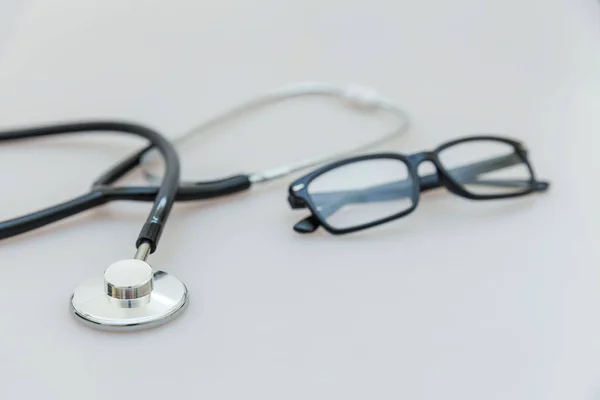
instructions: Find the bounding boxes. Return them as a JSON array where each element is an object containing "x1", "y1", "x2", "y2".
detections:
[{"x1": 0, "y1": 121, "x2": 180, "y2": 253}]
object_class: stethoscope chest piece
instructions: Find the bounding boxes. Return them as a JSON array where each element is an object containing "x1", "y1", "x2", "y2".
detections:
[{"x1": 70, "y1": 259, "x2": 188, "y2": 331}]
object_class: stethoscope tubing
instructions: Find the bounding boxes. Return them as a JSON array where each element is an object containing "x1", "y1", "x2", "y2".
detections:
[
  {"x1": 0, "y1": 83, "x2": 411, "y2": 247},
  {"x1": 97, "y1": 143, "x2": 252, "y2": 200},
  {"x1": 0, "y1": 121, "x2": 180, "y2": 253},
  {"x1": 139, "y1": 81, "x2": 411, "y2": 186}
]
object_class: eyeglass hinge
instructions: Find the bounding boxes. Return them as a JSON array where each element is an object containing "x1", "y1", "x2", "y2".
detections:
[{"x1": 288, "y1": 195, "x2": 306, "y2": 209}]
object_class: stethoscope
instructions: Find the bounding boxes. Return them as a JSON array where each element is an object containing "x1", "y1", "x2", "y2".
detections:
[{"x1": 0, "y1": 82, "x2": 409, "y2": 331}]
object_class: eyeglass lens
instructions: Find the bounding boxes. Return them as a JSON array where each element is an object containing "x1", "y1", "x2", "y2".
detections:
[
  {"x1": 437, "y1": 140, "x2": 532, "y2": 196},
  {"x1": 306, "y1": 158, "x2": 415, "y2": 230}
]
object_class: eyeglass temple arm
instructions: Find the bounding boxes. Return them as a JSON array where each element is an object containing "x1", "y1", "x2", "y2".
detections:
[{"x1": 293, "y1": 153, "x2": 547, "y2": 232}]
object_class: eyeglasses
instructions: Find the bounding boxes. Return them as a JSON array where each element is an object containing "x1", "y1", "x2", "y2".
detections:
[{"x1": 287, "y1": 136, "x2": 550, "y2": 235}]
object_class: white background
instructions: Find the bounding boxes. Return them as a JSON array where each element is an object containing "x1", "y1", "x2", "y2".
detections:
[{"x1": 0, "y1": 1, "x2": 598, "y2": 399}]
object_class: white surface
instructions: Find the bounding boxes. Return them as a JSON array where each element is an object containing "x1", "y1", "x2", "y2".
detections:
[{"x1": 0, "y1": 1, "x2": 598, "y2": 399}]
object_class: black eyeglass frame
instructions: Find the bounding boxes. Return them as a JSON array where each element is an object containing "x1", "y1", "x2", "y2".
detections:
[{"x1": 287, "y1": 135, "x2": 549, "y2": 235}]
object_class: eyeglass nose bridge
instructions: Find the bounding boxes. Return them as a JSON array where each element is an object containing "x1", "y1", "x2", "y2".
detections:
[
  {"x1": 405, "y1": 151, "x2": 449, "y2": 194},
  {"x1": 406, "y1": 151, "x2": 437, "y2": 168}
]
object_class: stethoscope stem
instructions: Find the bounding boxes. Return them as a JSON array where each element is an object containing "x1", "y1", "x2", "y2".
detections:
[{"x1": 134, "y1": 242, "x2": 152, "y2": 262}]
